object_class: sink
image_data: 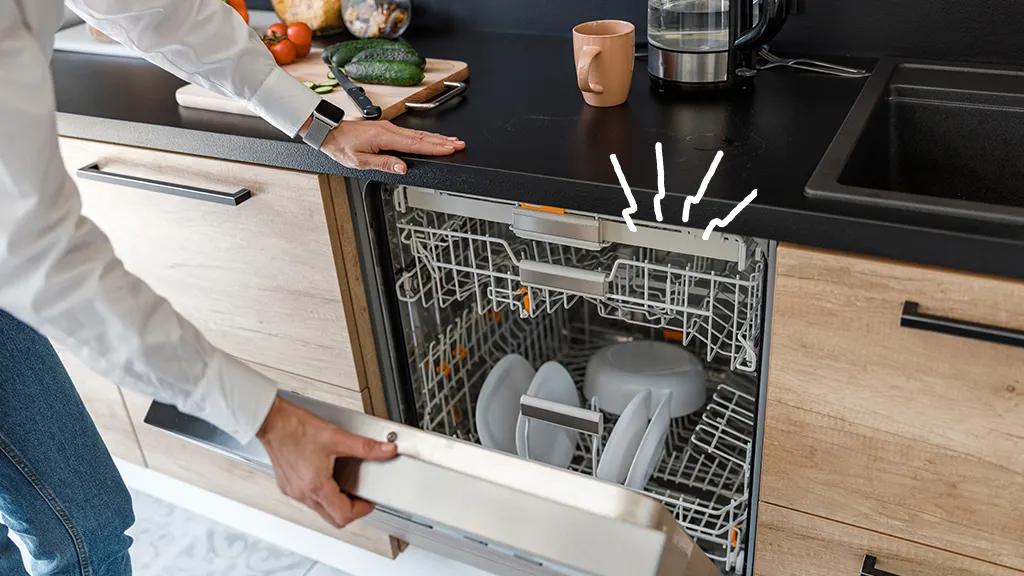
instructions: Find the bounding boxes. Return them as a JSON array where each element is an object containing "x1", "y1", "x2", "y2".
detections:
[{"x1": 807, "y1": 58, "x2": 1024, "y2": 223}]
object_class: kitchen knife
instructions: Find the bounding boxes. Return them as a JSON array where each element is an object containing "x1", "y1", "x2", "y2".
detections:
[{"x1": 329, "y1": 65, "x2": 382, "y2": 120}]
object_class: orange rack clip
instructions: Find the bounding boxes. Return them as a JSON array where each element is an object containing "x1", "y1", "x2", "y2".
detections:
[
  {"x1": 520, "y1": 203, "x2": 566, "y2": 215},
  {"x1": 663, "y1": 329, "x2": 685, "y2": 342}
]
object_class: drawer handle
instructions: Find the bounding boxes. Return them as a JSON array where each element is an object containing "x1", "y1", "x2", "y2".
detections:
[
  {"x1": 900, "y1": 301, "x2": 1024, "y2": 349},
  {"x1": 861, "y1": 555, "x2": 900, "y2": 576},
  {"x1": 76, "y1": 163, "x2": 252, "y2": 206}
]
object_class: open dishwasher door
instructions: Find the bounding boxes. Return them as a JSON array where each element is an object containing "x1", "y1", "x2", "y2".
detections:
[{"x1": 144, "y1": 390, "x2": 720, "y2": 576}]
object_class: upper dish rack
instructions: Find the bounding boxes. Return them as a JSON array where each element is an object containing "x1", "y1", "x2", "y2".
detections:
[{"x1": 392, "y1": 186, "x2": 765, "y2": 373}]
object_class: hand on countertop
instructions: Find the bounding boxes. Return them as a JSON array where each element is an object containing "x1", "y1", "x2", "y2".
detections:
[
  {"x1": 256, "y1": 396, "x2": 397, "y2": 528},
  {"x1": 305, "y1": 118, "x2": 465, "y2": 174}
]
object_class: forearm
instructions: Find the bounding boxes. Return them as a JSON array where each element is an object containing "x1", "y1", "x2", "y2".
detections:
[{"x1": 66, "y1": 0, "x2": 318, "y2": 136}]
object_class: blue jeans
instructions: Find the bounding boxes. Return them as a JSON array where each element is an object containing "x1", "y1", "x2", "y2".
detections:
[{"x1": 0, "y1": 310, "x2": 134, "y2": 575}]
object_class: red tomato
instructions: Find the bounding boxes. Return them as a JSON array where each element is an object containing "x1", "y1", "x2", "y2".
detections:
[
  {"x1": 268, "y1": 38, "x2": 297, "y2": 66},
  {"x1": 223, "y1": 0, "x2": 248, "y2": 24},
  {"x1": 267, "y1": 23, "x2": 288, "y2": 38},
  {"x1": 286, "y1": 23, "x2": 313, "y2": 58}
]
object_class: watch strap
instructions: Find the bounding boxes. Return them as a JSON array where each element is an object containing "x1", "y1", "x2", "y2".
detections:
[{"x1": 302, "y1": 114, "x2": 334, "y2": 150}]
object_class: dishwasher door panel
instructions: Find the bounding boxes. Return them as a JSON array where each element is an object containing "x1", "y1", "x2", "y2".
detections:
[{"x1": 144, "y1": 391, "x2": 721, "y2": 576}]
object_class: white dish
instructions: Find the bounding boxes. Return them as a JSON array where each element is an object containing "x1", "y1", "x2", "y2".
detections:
[
  {"x1": 476, "y1": 354, "x2": 535, "y2": 454},
  {"x1": 625, "y1": 391, "x2": 672, "y2": 490},
  {"x1": 515, "y1": 361, "x2": 580, "y2": 468},
  {"x1": 596, "y1": 389, "x2": 651, "y2": 484},
  {"x1": 584, "y1": 340, "x2": 707, "y2": 418}
]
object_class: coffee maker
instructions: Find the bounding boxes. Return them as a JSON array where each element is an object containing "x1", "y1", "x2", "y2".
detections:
[{"x1": 648, "y1": 0, "x2": 788, "y2": 89}]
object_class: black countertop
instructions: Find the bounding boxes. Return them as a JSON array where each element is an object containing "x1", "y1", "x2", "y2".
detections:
[{"x1": 54, "y1": 30, "x2": 1024, "y2": 279}]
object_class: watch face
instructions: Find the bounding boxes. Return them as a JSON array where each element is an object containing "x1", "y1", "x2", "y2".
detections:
[{"x1": 316, "y1": 101, "x2": 345, "y2": 125}]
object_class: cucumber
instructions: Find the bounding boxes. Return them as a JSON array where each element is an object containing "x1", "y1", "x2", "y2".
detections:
[
  {"x1": 344, "y1": 60, "x2": 425, "y2": 86},
  {"x1": 321, "y1": 79, "x2": 340, "y2": 87},
  {"x1": 323, "y1": 39, "x2": 417, "y2": 68},
  {"x1": 302, "y1": 81, "x2": 317, "y2": 89},
  {"x1": 313, "y1": 85, "x2": 335, "y2": 94},
  {"x1": 327, "y1": 71, "x2": 335, "y2": 80},
  {"x1": 351, "y1": 47, "x2": 426, "y2": 68}
]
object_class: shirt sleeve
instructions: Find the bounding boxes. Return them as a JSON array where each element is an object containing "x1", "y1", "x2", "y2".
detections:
[
  {"x1": 0, "y1": 5, "x2": 277, "y2": 443},
  {"x1": 65, "y1": 0, "x2": 320, "y2": 137}
]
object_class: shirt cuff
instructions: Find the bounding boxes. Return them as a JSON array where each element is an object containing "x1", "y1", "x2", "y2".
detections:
[
  {"x1": 180, "y1": 352, "x2": 279, "y2": 444},
  {"x1": 246, "y1": 67, "x2": 321, "y2": 138}
]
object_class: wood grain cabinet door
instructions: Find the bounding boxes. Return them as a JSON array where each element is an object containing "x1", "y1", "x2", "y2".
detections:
[
  {"x1": 55, "y1": 138, "x2": 398, "y2": 557},
  {"x1": 58, "y1": 138, "x2": 362, "y2": 393},
  {"x1": 754, "y1": 503, "x2": 1022, "y2": 576},
  {"x1": 758, "y1": 244, "x2": 1024, "y2": 572}
]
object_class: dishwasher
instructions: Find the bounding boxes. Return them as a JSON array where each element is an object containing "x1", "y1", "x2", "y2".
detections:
[
  {"x1": 352, "y1": 181, "x2": 770, "y2": 575},
  {"x1": 144, "y1": 180, "x2": 774, "y2": 576}
]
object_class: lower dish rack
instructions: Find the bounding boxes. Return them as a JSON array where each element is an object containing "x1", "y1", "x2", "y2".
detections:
[{"x1": 406, "y1": 304, "x2": 754, "y2": 573}]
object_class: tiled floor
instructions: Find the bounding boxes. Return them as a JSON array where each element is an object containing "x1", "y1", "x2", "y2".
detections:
[
  {"x1": 9, "y1": 489, "x2": 350, "y2": 576},
  {"x1": 128, "y1": 489, "x2": 351, "y2": 576}
]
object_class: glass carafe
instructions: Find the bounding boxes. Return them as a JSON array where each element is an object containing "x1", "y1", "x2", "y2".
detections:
[
  {"x1": 648, "y1": 0, "x2": 731, "y2": 53},
  {"x1": 647, "y1": 0, "x2": 786, "y2": 89}
]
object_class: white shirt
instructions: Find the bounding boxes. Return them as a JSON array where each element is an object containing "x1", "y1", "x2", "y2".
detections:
[{"x1": 0, "y1": 0, "x2": 322, "y2": 442}]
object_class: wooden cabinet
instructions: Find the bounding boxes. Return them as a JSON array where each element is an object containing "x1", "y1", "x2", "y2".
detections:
[
  {"x1": 56, "y1": 138, "x2": 398, "y2": 557},
  {"x1": 59, "y1": 138, "x2": 362, "y2": 393},
  {"x1": 53, "y1": 346, "x2": 146, "y2": 467},
  {"x1": 754, "y1": 503, "x2": 1020, "y2": 576},
  {"x1": 757, "y1": 244, "x2": 1024, "y2": 572}
]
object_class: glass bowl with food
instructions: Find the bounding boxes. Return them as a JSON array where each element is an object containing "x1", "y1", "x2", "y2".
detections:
[{"x1": 342, "y1": 0, "x2": 411, "y2": 39}]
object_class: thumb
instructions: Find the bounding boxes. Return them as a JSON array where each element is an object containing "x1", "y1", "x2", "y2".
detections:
[
  {"x1": 335, "y1": 428, "x2": 398, "y2": 461},
  {"x1": 354, "y1": 152, "x2": 406, "y2": 175}
]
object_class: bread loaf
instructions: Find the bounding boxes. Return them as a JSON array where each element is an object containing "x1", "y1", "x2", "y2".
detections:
[{"x1": 272, "y1": 0, "x2": 345, "y2": 34}]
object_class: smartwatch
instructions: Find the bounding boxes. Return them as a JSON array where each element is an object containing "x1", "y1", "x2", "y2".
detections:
[{"x1": 302, "y1": 100, "x2": 345, "y2": 150}]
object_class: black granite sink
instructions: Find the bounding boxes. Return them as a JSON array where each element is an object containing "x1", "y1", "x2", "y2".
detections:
[{"x1": 806, "y1": 58, "x2": 1024, "y2": 223}]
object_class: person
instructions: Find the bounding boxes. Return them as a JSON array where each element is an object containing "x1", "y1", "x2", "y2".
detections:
[{"x1": 0, "y1": 1, "x2": 465, "y2": 574}]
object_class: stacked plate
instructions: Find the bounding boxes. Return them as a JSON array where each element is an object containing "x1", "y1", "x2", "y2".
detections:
[
  {"x1": 475, "y1": 340, "x2": 708, "y2": 490},
  {"x1": 476, "y1": 356, "x2": 580, "y2": 469},
  {"x1": 596, "y1": 390, "x2": 673, "y2": 489}
]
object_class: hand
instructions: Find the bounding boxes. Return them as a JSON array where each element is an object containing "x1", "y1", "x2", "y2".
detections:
[
  {"x1": 315, "y1": 120, "x2": 465, "y2": 175},
  {"x1": 256, "y1": 396, "x2": 397, "y2": 528}
]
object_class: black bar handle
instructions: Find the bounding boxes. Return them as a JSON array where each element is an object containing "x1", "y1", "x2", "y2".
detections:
[
  {"x1": 861, "y1": 555, "x2": 900, "y2": 576},
  {"x1": 900, "y1": 301, "x2": 1024, "y2": 349},
  {"x1": 77, "y1": 163, "x2": 251, "y2": 206}
]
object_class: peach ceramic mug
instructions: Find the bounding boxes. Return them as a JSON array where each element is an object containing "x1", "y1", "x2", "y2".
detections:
[{"x1": 572, "y1": 20, "x2": 635, "y2": 107}]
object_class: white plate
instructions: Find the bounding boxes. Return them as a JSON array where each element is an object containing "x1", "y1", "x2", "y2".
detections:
[
  {"x1": 625, "y1": 391, "x2": 672, "y2": 490},
  {"x1": 515, "y1": 361, "x2": 580, "y2": 468},
  {"x1": 584, "y1": 340, "x2": 706, "y2": 418},
  {"x1": 476, "y1": 354, "x2": 535, "y2": 454},
  {"x1": 596, "y1": 389, "x2": 651, "y2": 484}
]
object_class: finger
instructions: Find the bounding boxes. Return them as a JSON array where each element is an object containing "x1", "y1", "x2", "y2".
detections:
[
  {"x1": 315, "y1": 483, "x2": 375, "y2": 527},
  {"x1": 333, "y1": 428, "x2": 398, "y2": 461},
  {"x1": 304, "y1": 497, "x2": 342, "y2": 529},
  {"x1": 378, "y1": 129, "x2": 462, "y2": 156},
  {"x1": 352, "y1": 152, "x2": 407, "y2": 174},
  {"x1": 389, "y1": 125, "x2": 465, "y2": 147}
]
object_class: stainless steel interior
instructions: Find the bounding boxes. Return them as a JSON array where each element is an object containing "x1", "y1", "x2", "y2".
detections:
[{"x1": 380, "y1": 185, "x2": 769, "y2": 574}]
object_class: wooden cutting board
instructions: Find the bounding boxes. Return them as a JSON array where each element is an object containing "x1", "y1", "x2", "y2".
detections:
[{"x1": 176, "y1": 48, "x2": 468, "y2": 121}]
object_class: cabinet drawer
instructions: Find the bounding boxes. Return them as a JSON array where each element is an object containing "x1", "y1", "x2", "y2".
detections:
[
  {"x1": 121, "y1": 364, "x2": 399, "y2": 559},
  {"x1": 54, "y1": 346, "x2": 146, "y2": 467},
  {"x1": 58, "y1": 138, "x2": 361, "y2": 391},
  {"x1": 753, "y1": 503, "x2": 1022, "y2": 576},
  {"x1": 762, "y1": 245, "x2": 1024, "y2": 570}
]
